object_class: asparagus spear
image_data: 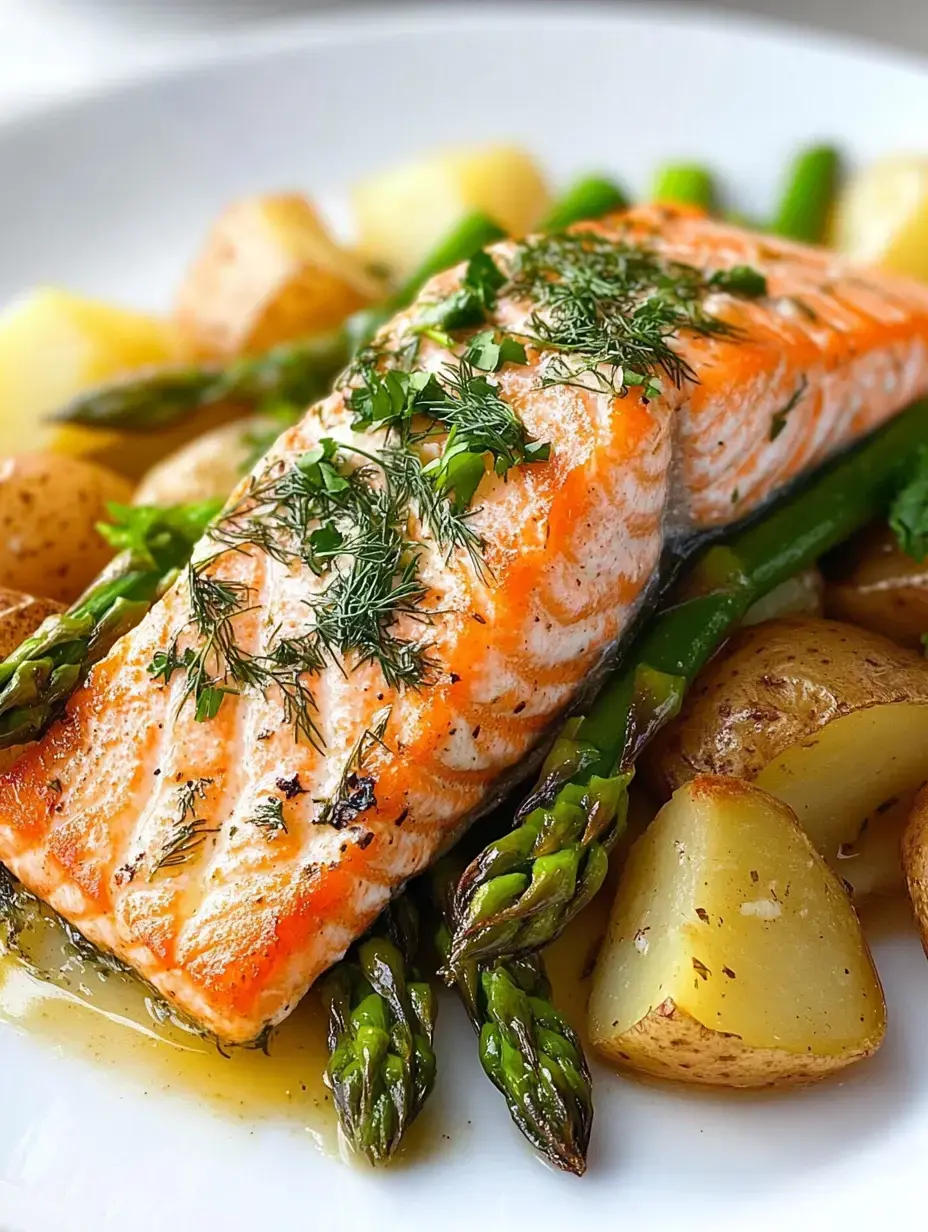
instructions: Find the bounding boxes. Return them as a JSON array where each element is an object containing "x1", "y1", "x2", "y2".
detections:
[
  {"x1": 323, "y1": 897, "x2": 437, "y2": 1164},
  {"x1": 651, "y1": 163, "x2": 718, "y2": 212},
  {"x1": 770, "y1": 144, "x2": 840, "y2": 244},
  {"x1": 50, "y1": 332, "x2": 352, "y2": 432},
  {"x1": 540, "y1": 175, "x2": 629, "y2": 231},
  {"x1": 432, "y1": 862, "x2": 592, "y2": 1175},
  {"x1": 449, "y1": 400, "x2": 928, "y2": 967},
  {"x1": 0, "y1": 500, "x2": 218, "y2": 748},
  {"x1": 52, "y1": 213, "x2": 508, "y2": 435}
]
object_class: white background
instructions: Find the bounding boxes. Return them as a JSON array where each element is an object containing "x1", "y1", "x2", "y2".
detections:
[{"x1": 1, "y1": 0, "x2": 928, "y2": 115}]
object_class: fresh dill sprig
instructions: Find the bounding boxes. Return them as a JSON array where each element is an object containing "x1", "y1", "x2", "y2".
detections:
[
  {"x1": 249, "y1": 795, "x2": 288, "y2": 837},
  {"x1": 316, "y1": 706, "x2": 391, "y2": 829},
  {"x1": 150, "y1": 777, "x2": 217, "y2": 875}
]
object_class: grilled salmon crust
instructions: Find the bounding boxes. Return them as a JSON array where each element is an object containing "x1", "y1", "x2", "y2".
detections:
[{"x1": 2, "y1": 206, "x2": 928, "y2": 1043}]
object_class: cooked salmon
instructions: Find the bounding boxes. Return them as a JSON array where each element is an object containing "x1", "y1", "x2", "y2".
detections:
[{"x1": 2, "y1": 205, "x2": 928, "y2": 1043}]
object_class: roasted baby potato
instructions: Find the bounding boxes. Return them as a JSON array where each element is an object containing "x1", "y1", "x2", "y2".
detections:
[
  {"x1": 832, "y1": 156, "x2": 928, "y2": 281},
  {"x1": 0, "y1": 453, "x2": 132, "y2": 603},
  {"x1": 588, "y1": 776, "x2": 886, "y2": 1087},
  {"x1": 647, "y1": 618, "x2": 928, "y2": 898},
  {"x1": 0, "y1": 587, "x2": 63, "y2": 656},
  {"x1": 0, "y1": 288, "x2": 181, "y2": 459},
  {"x1": 824, "y1": 522, "x2": 928, "y2": 649},
  {"x1": 133, "y1": 415, "x2": 275, "y2": 507},
  {"x1": 0, "y1": 587, "x2": 65, "y2": 773},
  {"x1": 353, "y1": 144, "x2": 550, "y2": 278},
  {"x1": 175, "y1": 195, "x2": 382, "y2": 358}
]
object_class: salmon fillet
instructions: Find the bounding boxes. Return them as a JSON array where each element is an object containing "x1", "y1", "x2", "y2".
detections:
[{"x1": 2, "y1": 205, "x2": 928, "y2": 1043}]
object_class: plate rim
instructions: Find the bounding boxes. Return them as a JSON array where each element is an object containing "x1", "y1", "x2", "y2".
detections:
[
  {"x1": 0, "y1": 7, "x2": 927, "y2": 1231},
  {"x1": 2, "y1": 1, "x2": 927, "y2": 137}
]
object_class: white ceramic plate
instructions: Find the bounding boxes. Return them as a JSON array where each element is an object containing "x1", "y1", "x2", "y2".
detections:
[{"x1": 2, "y1": 6, "x2": 928, "y2": 1231}]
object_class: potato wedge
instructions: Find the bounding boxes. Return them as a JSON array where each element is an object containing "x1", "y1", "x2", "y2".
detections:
[
  {"x1": 0, "y1": 288, "x2": 181, "y2": 460},
  {"x1": 588, "y1": 776, "x2": 886, "y2": 1086},
  {"x1": 831, "y1": 156, "x2": 928, "y2": 281},
  {"x1": 0, "y1": 453, "x2": 132, "y2": 603},
  {"x1": 133, "y1": 416, "x2": 273, "y2": 507},
  {"x1": 902, "y1": 785, "x2": 928, "y2": 954},
  {"x1": 647, "y1": 617, "x2": 928, "y2": 898},
  {"x1": 353, "y1": 144, "x2": 550, "y2": 278},
  {"x1": 824, "y1": 522, "x2": 928, "y2": 649},
  {"x1": 175, "y1": 195, "x2": 382, "y2": 358}
]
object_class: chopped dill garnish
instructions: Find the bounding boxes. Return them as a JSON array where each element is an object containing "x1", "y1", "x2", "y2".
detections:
[
  {"x1": 249, "y1": 795, "x2": 288, "y2": 837},
  {"x1": 769, "y1": 375, "x2": 809, "y2": 441},
  {"x1": 505, "y1": 230, "x2": 754, "y2": 399},
  {"x1": 150, "y1": 777, "x2": 217, "y2": 875}
]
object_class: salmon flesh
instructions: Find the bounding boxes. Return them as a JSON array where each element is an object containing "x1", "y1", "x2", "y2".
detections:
[{"x1": 2, "y1": 206, "x2": 928, "y2": 1042}]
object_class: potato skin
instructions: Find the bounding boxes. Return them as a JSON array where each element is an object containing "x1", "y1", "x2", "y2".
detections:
[
  {"x1": 903, "y1": 786, "x2": 928, "y2": 952},
  {"x1": 647, "y1": 616, "x2": 928, "y2": 796},
  {"x1": 590, "y1": 775, "x2": 886, "y2": 1087},
  {"x1": 601, "y1": 996, "x2": 875, "y2": 1089},
  {"x1": 175, "y1": 195, "x2": 381, "y2": 358},
  {"x1": 0, "y1": 453, "x2": 132, "y2": 602},
  {"x1": 133, "y1": 417, "x2": 270, "y2": 507},
  {"x1": 824, "y1": 522, "x2": 928, "y2": 649},
  {"x1": 0, "y1": 587, "x2": 62, "y2": 655}
]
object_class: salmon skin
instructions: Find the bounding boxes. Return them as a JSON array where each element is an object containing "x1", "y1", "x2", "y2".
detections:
[{"x1": 2, "y1": 205, "x2": 928, "y2": 1043}]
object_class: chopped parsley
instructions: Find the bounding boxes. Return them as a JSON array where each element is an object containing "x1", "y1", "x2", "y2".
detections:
[{"x1": 709, "y1": 265, "x2": 768, "y2": 298}]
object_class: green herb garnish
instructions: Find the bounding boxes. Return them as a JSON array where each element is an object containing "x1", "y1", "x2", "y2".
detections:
[
  {"x1": 250, "y1": 795, "x2": 288, "y2": 837},
  {"x1": 150, "y1": 778, "x2": 217, "y2": 875},
  {"x1": 505, "y1": 230, "x2": 749, "y2": 399},
  {"x1": 769, "y1": 376, "x2": 809, "y2": 442},
  {"x1": 891, "y1": 445, "x2": 928, "y2": 561},
  {"x1": 709, "y1": 265, "x2": 768, "y2": 298}
]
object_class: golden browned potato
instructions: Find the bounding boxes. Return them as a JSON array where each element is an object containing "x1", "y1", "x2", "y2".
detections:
[
  {"x1": 647, "y1": 617, "x2": 928, "y2": 898},
  {"x1": 824, "y1": 522, "x2": 928, "y2": 649},
  {"x1": 588, "y1": 776, "x2": 886, "y2": 1087},
  {"x1": 133, "y1": 416, "x2": 274, "y2": 507},
  {"x1": 175, "y1": 195, "x2": 382, "y2": 357},
  {"x1": 0, "y1": 288, "x2": 182, "y2": 460},
  {"x1": 0, "y1": 454, "x2": 132, "y2": 603},
  {"x1": 353, "y1": 144, "x2": 550, "y2": 278}
]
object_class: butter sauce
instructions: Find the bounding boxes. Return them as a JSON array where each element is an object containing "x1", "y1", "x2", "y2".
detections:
[
  {"x1": 0, "y1": 893, "x2": 338, "y2": 1150},
  {"x1": 0, "y1": 793, "x2": 649, "y2": 1158}
]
